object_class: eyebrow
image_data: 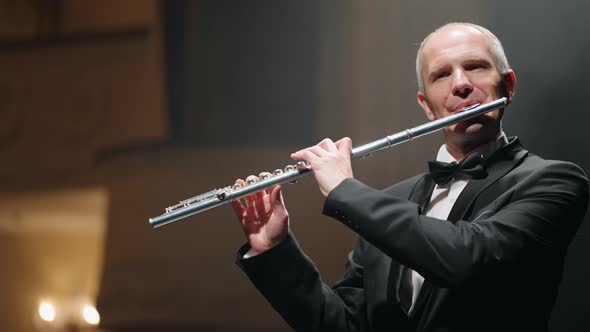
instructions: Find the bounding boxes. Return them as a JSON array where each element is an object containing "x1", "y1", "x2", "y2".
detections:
[
  {"x1": 427, "y1": 57, "x2": 493, "y2": 80},
  {"x1": 463, "y1": 58, "x2": 493, "y2": 65},
  {"x1": 427, "y1": 65, "x2": 449, "y2": 81}
]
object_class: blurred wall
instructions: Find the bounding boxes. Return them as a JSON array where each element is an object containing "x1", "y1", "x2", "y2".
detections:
[
  {"x1": 0, "y1": 0, "x2": 166, "y2": 331},
  {"x1": 0, "y1": 0, "x2": 167, "y2": 191}
]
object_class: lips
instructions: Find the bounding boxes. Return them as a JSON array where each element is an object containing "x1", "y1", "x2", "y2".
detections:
[{"x1": 453, "y1": 101, "x2": 480, "y2": 113}]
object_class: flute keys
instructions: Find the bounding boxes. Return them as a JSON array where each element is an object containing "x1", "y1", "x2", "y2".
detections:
[
  {"x1": 216, "y1": 187, "x2": 230, "y2": 200},
  {"x1": 228, "y1": 162, "x2": 307, "y2": 195},
  {"x1": 296, "y1": 161, "x2": 310, "y2": 170}
]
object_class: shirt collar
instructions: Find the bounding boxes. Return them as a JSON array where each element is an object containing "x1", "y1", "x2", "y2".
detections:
[{"x1": 435, "y1": 131, "x2": 509, "y2": 163}]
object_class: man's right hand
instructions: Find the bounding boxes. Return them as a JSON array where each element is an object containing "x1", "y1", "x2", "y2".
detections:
[{"x1": 231, "y1": 174, "x2": 290, "y2": 254}]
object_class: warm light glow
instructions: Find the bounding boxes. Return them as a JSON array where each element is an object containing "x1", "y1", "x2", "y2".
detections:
[
  {"x1": 82, "y1": 304, "x2": 100, "y2": 325},
  {"x1": 38, "y1": 301, "x2": 56, "y2": 322}
]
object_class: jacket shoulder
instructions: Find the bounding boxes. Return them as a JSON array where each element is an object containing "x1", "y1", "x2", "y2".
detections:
[
  {"x1": 516, "y1": 153, "x2": 588, "y2": 183},
  {"x1": 381, "y1": 173, "x2": 425, "y2": 196}
]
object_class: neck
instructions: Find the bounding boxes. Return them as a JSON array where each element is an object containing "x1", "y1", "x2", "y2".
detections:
[
  {"x1": 445, "y1": 141, "x2": 485, "y2": 160},
  {"x1": 444, "y1": 131, "x2": 502, "y2": 160}
]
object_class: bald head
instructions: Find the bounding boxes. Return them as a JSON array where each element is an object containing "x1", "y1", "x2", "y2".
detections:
[{"x1": 416, "y1": 23, "x2": 510, "y2": 92}]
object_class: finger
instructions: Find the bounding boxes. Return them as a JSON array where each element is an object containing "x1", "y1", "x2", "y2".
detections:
[
  {"x1": 243, "y1": 175, "x2": 261, "y2": 224},
  {"x1": 335, "y1": 137, "x2": 353, "y2": 153},
  {"x1": 318, "y1": 138, "x2": 337, "y2": 152},
  {"x1": 232, "y1": 178, "x2": 251, "y2": 226},
  {"x1": 250, "y1": 177, "x2": 267, "y2": 218},
  {"x1": 258, "y1": 171, "x2": 272, "y2": 179},
  {"x1": 245, "y1": 174, "x2": 260, "y2": 184},
  {"x1": 232, "y1": 178, "x2": 247, "y2": 208},
  {"x1": 308, "y1": 145, "x2": 329, "y2": 157},
  {"x1": 269, "y1": 184, "x2": 284, "y2": 208},
  {"x1": 244, "y1": 195, "x2": 259, "y2": 227},
  {"x1": 231, "y1": 199, "x2": 245, "y2": 221},
  {"x1": 269, "y1": 185, "x2": 288, "y2": 222},
  {"x1": 247, "y1": 175, "x2": 265, "y2": 201},
  {"x1": 243, "y1": 175, "x2": 260, "y2": 209},
  {"x1": 291, "y1": 147, "x2": 321, "y2": 160},
  {"x1": 235, "y1": 178, "x2": 246, "y2": 186},
  {"x1": 291, "y1": 138, "x2": 332, "y2": 159},
  {"x1": 258, "y1": 172, "x2": 273, "y2": 194},
  {"x1": 291, "y1": 149, "x2": 320, "y2": 163},
  {"x1": 252, "y1": 190, "x2": 267, "y2": 220}
]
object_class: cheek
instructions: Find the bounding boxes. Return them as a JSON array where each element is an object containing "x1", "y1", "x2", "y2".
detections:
[
  {"x1": 470, "y1": 74, "x2": 503, "y2": 96},
  {"x1": 422, "y1": 98, "x2": 445, "y2": 120},
  {"x1": 490, "y1": 109, "x2": 503, "y2": 120},
  {"x1": 425, "y1": 110, "x2": 437, "y2": 121},
  {"x1": 426, "y1": 85, "x2": 449, "y2": 106}
]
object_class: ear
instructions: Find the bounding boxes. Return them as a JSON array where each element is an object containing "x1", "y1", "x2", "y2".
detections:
[
  {"x1": 417, "y1": 91, "x2": 437, "y2": 121},
  {"x1": 503, "y1": 70, "x2": 516, "y2": 103}
]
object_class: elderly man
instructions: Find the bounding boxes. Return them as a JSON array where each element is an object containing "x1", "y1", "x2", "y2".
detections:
[{"x1": 231, "y1": 23, "x2": 589, "y2": 332}]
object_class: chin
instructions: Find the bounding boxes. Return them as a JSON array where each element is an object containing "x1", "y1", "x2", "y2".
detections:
[
  {"x1": 452, "y1": 121, "x2": 484, "y2": 135},
  {"x1": 464, "y1": 123, "x2": 485, "y2": 135}
]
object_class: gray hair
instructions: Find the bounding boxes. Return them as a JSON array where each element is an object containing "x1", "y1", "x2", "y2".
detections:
[{"x1": 416, "y1": 23, "x2": 511, "y2": 92}]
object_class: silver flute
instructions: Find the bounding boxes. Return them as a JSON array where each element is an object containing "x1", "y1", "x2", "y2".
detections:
[{"x1": 149, "y1": 97, "x2": 508, "y2": 228}]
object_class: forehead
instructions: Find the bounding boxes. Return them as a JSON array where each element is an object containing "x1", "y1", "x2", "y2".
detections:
[{"x1": 420, "y1": 25, "x2": 494, "y2": 72}]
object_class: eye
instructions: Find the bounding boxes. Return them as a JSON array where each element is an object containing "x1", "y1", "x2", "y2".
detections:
[
  {"x1": 465, "y1": 62, "x2": 489, "y2": 71},
  {"x1": 433, "y1": 71, "x2": 449, "y2": 81}
]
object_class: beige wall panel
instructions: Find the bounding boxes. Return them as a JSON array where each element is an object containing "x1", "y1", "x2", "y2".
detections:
[
  {"x1": 0, "y1": 32, "x2": 167, "y2": 187},
  {"x1": 0, "y1": 187, "x2": 106, "y2": 332},
  {"x1": 0, "y1": 231, "x2": 105, "y2": 332}
]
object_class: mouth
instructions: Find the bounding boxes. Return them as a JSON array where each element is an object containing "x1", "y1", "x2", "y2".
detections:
[{"x1": 454, "y1": 101, "x2": 481, "y2": 113}]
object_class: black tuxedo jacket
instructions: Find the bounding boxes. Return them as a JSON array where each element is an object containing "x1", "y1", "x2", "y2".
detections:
[{"x1": 236, "y1": 138, "x2": 589, "y2": 332}]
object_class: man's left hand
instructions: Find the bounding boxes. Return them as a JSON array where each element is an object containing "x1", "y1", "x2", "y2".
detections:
[{"x1": 291, "y1": 137, "x2": 353, "y2": 197}]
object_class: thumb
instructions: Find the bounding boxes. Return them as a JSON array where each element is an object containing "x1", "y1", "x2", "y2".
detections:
[
  {"x1": 270, "y1": 184, "x2": 285, "y2": 208},
  {"x1": 270, "y1": 185, "x2": 289, "y2": 224}
]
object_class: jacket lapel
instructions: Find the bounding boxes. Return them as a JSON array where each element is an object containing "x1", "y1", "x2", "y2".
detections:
[
  {"x1": 446, "y1": 137, "x2": 527, "y2": 223},
  {"x1": 388, "y1": 173, "x2": 436, "y2": 316},
  {"x1": 409, "y1": 173, "x2": 436, "y2": 213}
]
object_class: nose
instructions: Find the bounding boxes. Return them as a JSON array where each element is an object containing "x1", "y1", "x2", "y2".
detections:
[{"x1": 451, "y1": 70, "x2": 473, "y2": 98}]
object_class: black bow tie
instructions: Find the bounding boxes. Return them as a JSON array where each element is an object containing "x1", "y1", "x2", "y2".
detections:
[{"x1": 428, "y1": 152, "x2": 488, "y2": 186}]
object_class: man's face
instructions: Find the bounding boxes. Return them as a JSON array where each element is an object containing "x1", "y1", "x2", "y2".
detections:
[{"x1": 417, "y1": 25, "x2": 514, "y2": 147}]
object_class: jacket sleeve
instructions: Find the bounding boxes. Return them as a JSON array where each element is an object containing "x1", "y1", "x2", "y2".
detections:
[
  {"x1": 236, "y1": 233, "x2": 369, "y2": 332},
  {"x1": 323, "y1": 161, "x2": 589, "y2": 287}
]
